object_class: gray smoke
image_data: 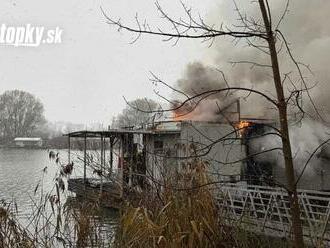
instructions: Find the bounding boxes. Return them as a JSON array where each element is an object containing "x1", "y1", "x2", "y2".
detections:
[
  {"x1": 250, "y1": 120, "x2": 330, "y2": 176},
  {"x1": 173, "y1": 0, "x2": 330, "y2": 120},
  {"x1": 172, "y1": 0, "x2": 330, "y2": 173},
  {"x1": 173, "y1": 62, "x2": 238, "y2": 121},
  {"x1": 210, "y1": 0, "x2": 330, "y2": 120}
]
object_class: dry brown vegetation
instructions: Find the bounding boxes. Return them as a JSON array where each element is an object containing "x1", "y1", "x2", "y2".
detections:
[
  {"x1": 0, "y1": 198, "x2": 116, "y2": 248},
  {"x1": 0, "y1": 153, "x2": 305, "y2": 247},
  {"x1": 0, "y1": 202, "x2": 34, "y2": 248},
  {"x1": 114, "y1": 162, "x2": 289, "y2": 248}
]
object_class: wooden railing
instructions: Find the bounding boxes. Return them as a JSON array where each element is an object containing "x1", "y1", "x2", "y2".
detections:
[{"x1": 216, "y1": 183, "x2": 330, "y2": 246}]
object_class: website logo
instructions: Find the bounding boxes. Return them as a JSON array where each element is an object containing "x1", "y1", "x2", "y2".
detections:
[{"x1": 0, "y1": 24, "x2": 63, "y2": 47}]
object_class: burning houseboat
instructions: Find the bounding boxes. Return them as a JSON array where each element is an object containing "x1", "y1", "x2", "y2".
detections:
[
  {"x1": 64, "y1": 121, "x2": 244, "y2": 208},
  {"x1": 64, "y1": 100, "x2": 330, "y2": 207}
]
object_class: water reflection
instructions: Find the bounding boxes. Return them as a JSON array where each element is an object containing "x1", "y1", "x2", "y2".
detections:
[
  {"x1": 0, "y1": 148, "x2": 59, "y2": 217},
  {"x1": 0, "y1": 148, "x2": 119, "y2": 247}
]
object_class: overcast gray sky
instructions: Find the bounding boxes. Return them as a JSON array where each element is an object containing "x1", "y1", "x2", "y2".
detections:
[
  {"x1": 2, "y1": 0, "x2": 329, "y2": 126},
  {"x1": 0, "y1": 0, "x2": 216, "y2": 125}
]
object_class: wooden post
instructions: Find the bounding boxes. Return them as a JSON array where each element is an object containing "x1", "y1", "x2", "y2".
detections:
[
  {"x1": 120, "y1": 134, "x2": 124, "y2": 198},
  {"x1": 237, "y1": 99, "x2": 241, "y2": 122},
  {"x1": 103, "y1": 137, "x2": 106, "y2": 167},
  {"x1": 100, "y1": 135, "x2": 104, "y2": 168},
  {"x1": 68, "y1": 135, "x2": 71, "y2": 164},
  {"x1": 84, "y1": 133, "x2": 87, "y2": 184},
  {"x1": 129, "y1": 134, "x2": 133, "y2": 188},
  {"x1": 110, "y1": 137, "x2": 114, "y2": 176},
  {"x1": 100, "y1": 134, "x2": 104, "y2": 196}
]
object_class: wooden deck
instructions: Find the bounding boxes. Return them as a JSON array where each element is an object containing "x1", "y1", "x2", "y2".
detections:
[{"x1": 68, "y1": 178, "x2": 123, "y2": 209}]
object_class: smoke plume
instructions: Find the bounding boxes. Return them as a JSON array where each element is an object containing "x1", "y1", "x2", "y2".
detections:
[
  {"x1": 171, "y1": 0, "x2": 330, "y2": 174},
  {"x1": 172, "y1": 62, "x2": 239, "y2": 121},
  {"x1": 173, "y1": 0, "x2": 330, "y2": 121},
  {"x1": 250, "y1": 120, "x2": 330, "y2": 177}
]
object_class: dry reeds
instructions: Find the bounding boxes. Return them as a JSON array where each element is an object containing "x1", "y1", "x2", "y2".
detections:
[
  {"x1": 115, "y1": 161, "x2": 233, "y2": 247},
  {"x1": 115, "y1": 160, "x2": 290, "y2": 248},
  {"x1": 0, "y1": 201, "x2": 34, "y2": 248}
]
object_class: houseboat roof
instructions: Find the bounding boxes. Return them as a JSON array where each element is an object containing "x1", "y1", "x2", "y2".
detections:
[
  {"x1": 64, "y1": 127, "x2": 182, "y2": 138},
  {"x1": 64, "y1": 118, "x2": 275, "y2": 138},
  {"x1": 64, "y1": 129, "x2": 153, "y2": 138},
  {"x1": 14, "y1": 137, "x2": 42, "y2": 141}
]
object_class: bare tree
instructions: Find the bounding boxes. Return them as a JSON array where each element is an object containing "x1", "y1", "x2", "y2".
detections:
[
  {"x1": 100, "y1": 1, "x2": 326, "y2": 246},
  {"x1": 111, "y1": 98, "x2": 160, "y2": 128},
  {"x1": 0, "y1": 90, "x2": 45, "y2": 141}
]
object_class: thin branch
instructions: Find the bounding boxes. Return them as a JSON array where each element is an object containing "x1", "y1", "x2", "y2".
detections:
[
  {"x1": 125, "y1": 87, "x2": 277, "y2": 115},
  {"x1": 295, "y1": 137, "x2": 330, "y2": 186},
  {"x1": 100, "y1": 4, "x2": 268, "y2": 44}
]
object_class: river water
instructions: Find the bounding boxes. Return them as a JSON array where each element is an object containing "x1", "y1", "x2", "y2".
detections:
[
  {"x1": 0, "y1": 148, "x2": 118, "y2": 246},
  {"x1": 0, "y1": 148, "x2": 61, "y2": 216}
]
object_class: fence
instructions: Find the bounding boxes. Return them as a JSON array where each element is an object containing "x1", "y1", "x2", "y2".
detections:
[{"x1": 216, "y1": 183, "x2": 330, "y2": 246}]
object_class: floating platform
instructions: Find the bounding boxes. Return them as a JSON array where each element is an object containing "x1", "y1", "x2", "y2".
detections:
[{"x1": 68, "y1": 178, "x2": 123, "y2": 209}]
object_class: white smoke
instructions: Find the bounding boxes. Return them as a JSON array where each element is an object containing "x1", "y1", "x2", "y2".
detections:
[
  {"x1": 172, "y1": 0, "x2": 330, "y2": 175},
  {"x1": 250, "y1": 119, "x2": 330, "y2": 176},
  {"x1": 173, "y1": 0, "x2": 330, "y2": 120}
]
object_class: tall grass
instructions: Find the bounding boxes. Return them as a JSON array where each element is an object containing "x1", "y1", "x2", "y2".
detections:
[
  {"x1": 0, "y1": 201, "x2": 34, "y2": 248},
  {"x1": 0, "y1": 195, "x2": 117, "y2": 247},
  {"x1": 115, "y1": 161, "x2": 290, "y2": 248}
]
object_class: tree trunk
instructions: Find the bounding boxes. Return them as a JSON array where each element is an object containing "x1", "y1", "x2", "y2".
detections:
[{"x1": 258, "y1": 1, "x2": 305, "y2": 247}]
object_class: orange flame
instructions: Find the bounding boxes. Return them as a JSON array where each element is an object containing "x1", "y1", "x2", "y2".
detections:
[
  {"x1": 172, "y1": 111, "x2": 195, "y2": 121},
  {"x1": 236, "y1": 121, "x2": 251, "y2": 137},
  {"x1": 171, "y1": 101, "x2": 198, "y2": 121}
]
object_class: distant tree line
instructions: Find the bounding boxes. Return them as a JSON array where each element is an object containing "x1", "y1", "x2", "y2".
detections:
[
  {"x1": 0, "y1": 90, "x2": 161, "y2": 147},
  {"x1": 0, "y1": 90, "x2": 45, "y2": 143}
]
